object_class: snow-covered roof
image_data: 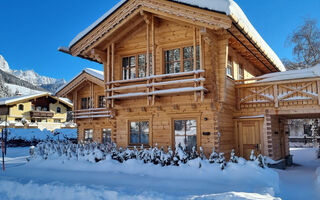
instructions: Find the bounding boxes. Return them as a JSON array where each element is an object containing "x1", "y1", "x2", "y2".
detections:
[
  {"x1": 257, "y1": 64, "x2": 320, "y2": 83},
  {"x1": 68, "y1": 0, "x2": 285, "y2": 72},
  {"x1": 55, "y1": 68, "x2": 104, "y2": 95},
  {"x1": 0, "y1": 92, "x2": 73, "y2": 107}
]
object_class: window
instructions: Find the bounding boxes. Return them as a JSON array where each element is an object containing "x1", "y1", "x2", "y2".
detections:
[
  {"x1": 54, "y1": 119, "x2": 61, "y2": 123},
  {"x1": 81, "y1": 97, "x2": 92, "y2": 109},
  {"x1": 238, "y1": 64, "x2": 244, "y2": 80},
  {"x1": 102, "y1": 128, "x2": 112, "y2": 144},
  {"x1": 98, "y1": 96, "x2": 106, "y2": 108},
  {"x1": 18, "y1": 104, "x2": 24, "y2": 111},
  {"x1": 15, "y1": 118, "x2": 22, "y2": 122},
  {"x1": 174, "y1": 120, "x2": 197, "y2": 152},
  {"x1": 84, "y1": 129, "x2": 93, "y2": 142},
  {"x1": 56, "y1": 107, "x2": 61, "y2": 113},
  {"x1": 122, "y1": 54, "x2": 152, "y2": 80},
  {"x1": 164, "y1": 46, "x2": 200, "y2": 74},
  {"x1": 226, "y1": 59, "x2": 233, "y2": 78},
  {"x1": 130, "y1": 121, "x2": 149, "y2": 145}
]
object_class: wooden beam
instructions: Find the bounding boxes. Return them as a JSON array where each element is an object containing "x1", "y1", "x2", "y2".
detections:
[{"x1": 273, "y1": 84, "x2": 279, "y2": 108}]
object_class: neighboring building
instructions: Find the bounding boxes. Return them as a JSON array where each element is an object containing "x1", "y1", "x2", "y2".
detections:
[
  {"x1": 58, "y1": 0, "x2": 320, "y2": 164},
  {"x1": 0, "y1": 92, "x2": 73, "y2": 130},
  {"x1": 56, "y1": 68, "x2": 112, "y2": 143}
]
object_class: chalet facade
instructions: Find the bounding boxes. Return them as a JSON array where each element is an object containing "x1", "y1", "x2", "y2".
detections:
[
  {"x1": 56, "y1": 68, "x2": 113, "y2": 143},
  {"x1": 0, "y1": 92, "x2": 73, "y2": 131},
  {"x1": 57, "y1": 0, "x2": 310, "y2": 162}
]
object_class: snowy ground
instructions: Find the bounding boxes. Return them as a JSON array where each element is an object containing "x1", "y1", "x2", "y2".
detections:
[{"x1": 0, "y1": 148, "x2": 319, "y2": 200}]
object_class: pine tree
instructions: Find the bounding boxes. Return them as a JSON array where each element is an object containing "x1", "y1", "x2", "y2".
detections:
[
  {"x1": 208, "y1": 147, "x2": 219, "y2": 164},
  {"x1": 229, "y1": 149, "x2": 238, "y2": 163},
  {"x1": 256, "y1": 154, "x2": 266, "y2": 168},
  {"x1": 218, "y1": 152, "x2": 226, "y2": 170},
  {"x1": 250, "y1": 150, "x2": 256, "y2": 161},
  {"x1": 189, "y1": 146, "x2": 199, "y2": 160},
  {"x1": 199, "y1": 146, "x2": 206, "y2": 160}
]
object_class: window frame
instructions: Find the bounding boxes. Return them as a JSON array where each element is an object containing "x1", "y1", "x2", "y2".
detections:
[
  {"x1": 128, "y1": 120, "x2": 150, "y2": 146},
  {"x1": 121, "y1": 53, "x2": 152, "y2": 80},
  {"x1": 56, "y1": 107, "x2": 61, "y2": 113},
  {"x1": 173, "y1": 119, "x2": 198, "y2": 152},
  {"x1": 102, "y1": 128, "x2": 112, "y2": 144},
  {"x1": 238, "y1": 64, "x2": 244, "y2": 80},
  {"x1": 84, "y1": 129, "x2": 93, "y2": 142},
  {"x1": 226, "y1": 58, "x2": 234, "y2": 78},
  {"x1": 18, "y1": 104, "x2": 24, "y2": 111},
  {"x1": 164, "y1": 45, "x2": 200, "y2": 74},
  {"x1": 98, "y1": 96, "x2": 106, "y2": 108},
  {"x1": 80, "y1": 97, "x2": 92, "y2": 110}
]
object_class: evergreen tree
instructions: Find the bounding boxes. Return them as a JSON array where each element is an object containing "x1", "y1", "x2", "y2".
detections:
[
  {"x1": 208, "y1": 147, "x2": 219, "y2": 164},
  {"x1": 250, "y1": 150, "x2": 256, "y2": 161},
  {"x1": 229, "y1": 149, "x2": 238, "y2": 163}
]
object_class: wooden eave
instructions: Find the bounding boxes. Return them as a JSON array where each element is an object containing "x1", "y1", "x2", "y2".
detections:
[
  {"x1": 68, "y1": 0, "x2": 232, "y2": 60},
  {"x1": 228, "y1": 23, "x2": 280, "y2": 73},
  {"x1": 56, "y1": 72, "x2": 105, "y2": 98}
]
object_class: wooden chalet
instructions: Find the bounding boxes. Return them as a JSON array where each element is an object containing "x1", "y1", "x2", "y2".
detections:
[
  {"x1": 56, "y1": 68, "x2": 113, "y2": 143},
  {"x1": 57, "y1": 0, "x2": 315, "y2": 163}
]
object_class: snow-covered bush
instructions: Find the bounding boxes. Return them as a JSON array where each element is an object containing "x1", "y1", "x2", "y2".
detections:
[{"x1": 30, "y1": 141, "x2": 269, "y2": 170}]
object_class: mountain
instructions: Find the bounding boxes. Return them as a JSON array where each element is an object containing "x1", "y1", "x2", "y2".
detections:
[{"x1": 0, "y1": 55, "x2": 66, "y2": 96}]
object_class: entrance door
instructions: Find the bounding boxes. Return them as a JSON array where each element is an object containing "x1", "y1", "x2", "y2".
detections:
[
  {"x1": 238, "y1": 120, "x2": 262, "y2": 159},
  {"x1": 174, "y1": 120, "x2": 197, "y2": 151}
]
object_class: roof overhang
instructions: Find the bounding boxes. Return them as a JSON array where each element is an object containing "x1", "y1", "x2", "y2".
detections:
[{"x1": 59, "y1": 0, "x2": 285, "y2": 72}]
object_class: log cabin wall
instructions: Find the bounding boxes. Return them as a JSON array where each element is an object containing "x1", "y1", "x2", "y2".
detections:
[{"x1": 112, "y1": 19, "x2": 219, "y2": 155}]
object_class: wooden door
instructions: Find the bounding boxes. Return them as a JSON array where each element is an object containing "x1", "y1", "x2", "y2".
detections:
[{"x1": 238, "y1": 120, "x2": 262, "y2": 159}]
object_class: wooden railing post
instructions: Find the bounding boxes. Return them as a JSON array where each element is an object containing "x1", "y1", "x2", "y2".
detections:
[{"x1": 273, "y1": 84, "x2": 279, "y2": 108}]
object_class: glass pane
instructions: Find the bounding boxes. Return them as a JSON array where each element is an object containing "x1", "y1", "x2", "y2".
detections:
[
  {"x1": 167, "y1": 63, "x2": 175, "y2": 74},
  {"x1": 130, "y1": 56, "x2": 136, "y2": 67},
  {"x1": 183, "y1": 46, "x2": 193, "y2": 59},
  {"x1": 173, "y1": 48, "x2": 180, "y2": 61},
  {"x1": 140, "y1": 121, "x2": 149, "y2": 144},
  {"x1": 138, "y1": 66, "x2": 146, "y2": 78},
  {"x1": 130, "y1": 67, "x2": 136, "y2": 79},
  {"x1": 186, "y1": 120, "x2": 197, "y2": 136},
  {"x1": 175, "y1": 120, "x2": 197, "y2": 152},
  {"x1": 183, "y1": 60, "x2": 192, "y2": 72},
  {"x1": 130, "y1": 122, "x2": 139, "y2": 144},
  {"x1": 174, "y1": 120, "x2": 184, "y2": 134},
  {"x1": 138, "y1": 54, "x2": 145, "y2": 67},
  {"x1": 102, "y1": 128, "x2": 112, "y2": 143},
  {"x1": 174, "y1": 62, "x2": 181, "y2": 73},
  {"x1": 122, "y1": 57, "x2": 129, "y2": 68}
]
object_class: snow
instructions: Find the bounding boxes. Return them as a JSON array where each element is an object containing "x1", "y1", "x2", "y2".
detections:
[
  {"x1": 7, "y1": 128, "x2": 77, "y2": 141},
  {"x1": 67, "y1": 0, "x2": 285, "y2": 72},
  {"x1": 4, "y1": 83, "x2": 42, "y2": 95},
  {"x1": 1, "y1": 147, "x2": 319, "y2": 199},
  {"x1": 238, "y1": 115, "x2": 264, "y2": 119},
  {"x1": 257, "y1": 64, "x2": 320, "y2": 82},
  {"x1": 316, "y1": 167, "x2": 320, "y2": 186}
]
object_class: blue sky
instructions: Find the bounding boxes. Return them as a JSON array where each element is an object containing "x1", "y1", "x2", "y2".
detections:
[{"x1": 0, "y1": 0, "x2": 319, "y2": 81}]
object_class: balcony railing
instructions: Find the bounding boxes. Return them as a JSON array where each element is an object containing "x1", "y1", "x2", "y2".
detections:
[
  {"x1": 30, "y1": 111, "x2": 54, "y2": 118},
  {"x1": 235, "y1": 77, "x2": 320, "y2": 110},
  {"x1": 73, "y1": 108, "x2": 112, "y2": 119},
  {"x1": 106, "y1": 70, "x2": 206, "y2": 106}
]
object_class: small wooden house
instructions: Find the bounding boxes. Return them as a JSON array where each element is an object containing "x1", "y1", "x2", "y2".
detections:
[
  {"x1": 56, "y1": 68, "x2": 113, "y2": 143},
  {"x1": 57, "y1": 0, "x2": 313, "y2": 163}
]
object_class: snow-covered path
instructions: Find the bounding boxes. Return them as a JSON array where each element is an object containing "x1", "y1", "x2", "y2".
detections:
[{"x1": 277, "y1": 148, "x2": 320, "y2": 200}]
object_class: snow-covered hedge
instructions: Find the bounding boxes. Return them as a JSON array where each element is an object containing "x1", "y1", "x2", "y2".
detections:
[
  {"x1": 30, "y1": 141, "x2": 267, "y2": 170},
  {"x1": 6, "y1": 128, "x2": 77, "y2": 147}
]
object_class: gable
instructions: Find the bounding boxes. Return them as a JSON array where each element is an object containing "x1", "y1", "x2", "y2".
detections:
[{"x1": 56, "y1": 71, "x2": 105, "y2": 97}]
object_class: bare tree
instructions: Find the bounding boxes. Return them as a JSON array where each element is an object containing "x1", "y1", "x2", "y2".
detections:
[{"x1": 284, "y1": 18, "x2": 320, "y2": 70}]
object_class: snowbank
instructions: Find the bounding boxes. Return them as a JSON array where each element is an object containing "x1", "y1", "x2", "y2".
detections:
[
  {"x1": 7, "y1": 128, "x2": 77, "y2": 141},
  {"x1": 28, "y1": 155, "x2": 279, "y2": 195},
  {"x1": 190, "y1": 192, "x2": 281, "y2": 200},
  {"x1": 316, "y1": 167, "x2": 320, "y2": 186},
  {"x1": 0, "y1": 180, "x2": 164, "y2": 200}
]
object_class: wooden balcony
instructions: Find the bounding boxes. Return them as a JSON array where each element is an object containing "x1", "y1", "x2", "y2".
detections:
[
  {"x1": 106, "y1": 70, "x2": 206, "y2": 106},
  {"x1": 30, "y1": 111, "x2": 54, "y2": 118},
  {"x1": 73, "y1": 108, "x2": 112, "y2": 119},
  {"x1": 235, "y1": 77, "x2": 320, "y2": 110}
]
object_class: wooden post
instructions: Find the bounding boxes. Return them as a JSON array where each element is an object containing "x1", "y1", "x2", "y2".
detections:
[
  {"x1": 151, "y1": 15, "x2": 155, "y2": 76},
  {"x1": 193, "y1": 27, "x2": 197, "y2": 102},
  {"x1": 111, "y1": 43, "x2": 115, "y2": 108},
  {"x1": 199, "y1": 30, "x2": 204, "y2": 102},
  {"x1": 106, "y1": 46, "x2": 111, "y2": 108},
  {"x1": 273, "y1": 84, "x2": 279, "y2": 108},
  {"x1": 146, "y1": 17, "x2": 150, "y2": 105}
]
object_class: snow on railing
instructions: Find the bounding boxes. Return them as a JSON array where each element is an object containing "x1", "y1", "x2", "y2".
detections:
[{"x1": 73, "y1": 108, "x2": 112, "y2": 119}]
